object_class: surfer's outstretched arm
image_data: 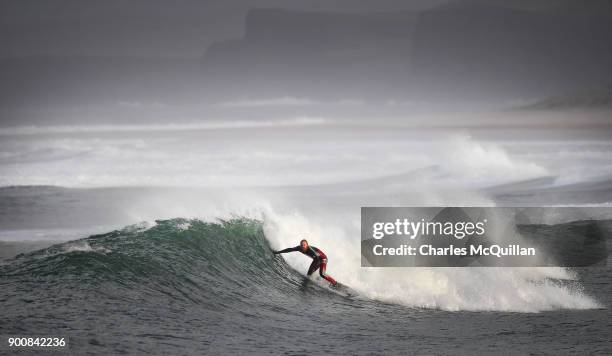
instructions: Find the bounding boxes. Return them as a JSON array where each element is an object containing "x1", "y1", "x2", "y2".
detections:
[{"x1": 273, "y1": 246, "x2": 300, "y2": 254}]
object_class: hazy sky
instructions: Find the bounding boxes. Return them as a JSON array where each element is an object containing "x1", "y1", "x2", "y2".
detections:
[
  {"x1": 0, "y1": 0, "x2": 449, "y2": 58},
  {"x1": 0, "y1": 0, "x2": 610, "y2": 125}
]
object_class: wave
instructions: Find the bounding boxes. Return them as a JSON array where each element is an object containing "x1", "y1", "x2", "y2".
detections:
[
  {"x1": 1, "y1": 217, "x2": 601, "y2": 313},
  {"x1": 0, "y1": 129, "x2": 553, "y2": 189},
  {"x1": 1, "y1": 219, "x2": 327, "y2": 307}
]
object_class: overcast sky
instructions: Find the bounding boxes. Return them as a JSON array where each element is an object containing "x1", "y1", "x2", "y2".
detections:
[
  {"x1": 0, "y1": 0, "x2": 449, "y2": 58},
  {"x1": 1, "y1": 0, "x2": 610, "y2": 126}
]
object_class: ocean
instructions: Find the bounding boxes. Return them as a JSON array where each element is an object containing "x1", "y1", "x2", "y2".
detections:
[{"x1": 1, "y1": 116, "x2": 611, "y2": 354}]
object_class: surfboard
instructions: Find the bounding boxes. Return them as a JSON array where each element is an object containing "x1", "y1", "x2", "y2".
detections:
[
  {"x1": 301, "y1": 276, "x2": 356, "y2": 298},
  {"x1": 328, "y1": 282, "x2": 356, "y2": 298}
]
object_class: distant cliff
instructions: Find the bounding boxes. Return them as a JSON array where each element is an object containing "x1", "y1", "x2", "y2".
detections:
[
  {"x1": 3, "y1": 0, "x2": 611, "y2": 114},
  {"x1": 203, "y1": 1, "x2": 612, "y2": 102},
  {"x1": 204, "y1": 8, "x2": 419, "y2": 100},
  {"x1": 517, "y1": 89, "x2": 612, "y2": 111},
  {"x1": 411, "y1": 0, "x2": 612, "y2": 100}
]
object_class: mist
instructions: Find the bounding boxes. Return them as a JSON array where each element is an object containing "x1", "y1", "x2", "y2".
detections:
[{"x1": 1, "y1": 0, "x2": 611, "y2": 126}]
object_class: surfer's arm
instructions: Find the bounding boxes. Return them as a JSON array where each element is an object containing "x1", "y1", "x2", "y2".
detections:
[{"x1": 273, "y1": 246, "x2": 300, "y2": 254}]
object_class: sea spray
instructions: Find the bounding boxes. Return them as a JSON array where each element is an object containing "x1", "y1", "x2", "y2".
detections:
[{"x1": 263, "y1": 210, "x2": 600, "y2": 312}]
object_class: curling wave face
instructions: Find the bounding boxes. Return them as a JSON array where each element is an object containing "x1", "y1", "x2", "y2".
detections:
[{"x1": 2, "y1": 219, "x2": 303, "y2": 302}]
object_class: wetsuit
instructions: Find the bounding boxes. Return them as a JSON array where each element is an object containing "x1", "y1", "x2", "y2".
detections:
[{"x1": 274, "y1": 245, "x2": 337, "y2": 285}]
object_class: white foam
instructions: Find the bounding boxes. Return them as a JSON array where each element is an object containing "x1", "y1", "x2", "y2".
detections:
[
  {"x1": 438, "y1": 134, "x2": 548, "y2": 187},
  {"x1": 262, "y1": 208, "x2": 601, "y2": 313},
  {"x1": 0, "y1": 123, "x2": 564, "y2": 188},
  {"x1": 63, "y1": 241, "x2": 110, "y2": 254},
  {"x1": 0, "y1": 228, "x2": 113, "y2": 242}
]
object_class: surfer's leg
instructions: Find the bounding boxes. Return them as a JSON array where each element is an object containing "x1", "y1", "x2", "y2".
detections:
[
  {"x1": 319, "y1": 260, "x2": 337, "y2": 285},
  {"x1": 307, "y1": 259, "x2": 320, "y2": 276}
]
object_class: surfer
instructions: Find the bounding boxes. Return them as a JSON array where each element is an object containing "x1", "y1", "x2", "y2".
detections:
[{"x1": 273, "y1": 239, "x2": 338, "y2": 286}]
